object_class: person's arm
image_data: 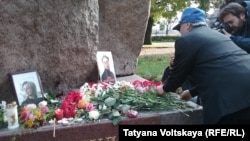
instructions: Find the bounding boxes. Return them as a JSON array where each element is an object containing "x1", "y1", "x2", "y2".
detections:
[
  {"x1": 162, "y1": 37, "x2": 196, "y2": 93},
  {"x1": 221, "y1": 29, "x2": 250, "y2": 53},
  {"x1": 179, "y1": 85, "x2": 198, "y2": 100},
  {"x1": 180, "y1": 90, "x2": 192, "y2": 101},
  {"x1": 189, "y1": 86, "x2": 199, "y2": 97},
  {"x1": 230, "y1": 35, "x2": 250, "y2": 53},
  {"x1": 161, "y1": 66, "x2": 171, "y2": 82}
]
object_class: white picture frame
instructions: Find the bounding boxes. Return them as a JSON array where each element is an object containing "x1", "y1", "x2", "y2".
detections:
[
  {"x1": 10, "y1": 70, "x2": 44, "y2": 106},
  {"x1": 96, "y1": 51, "x2": 116, "y2": 85}
]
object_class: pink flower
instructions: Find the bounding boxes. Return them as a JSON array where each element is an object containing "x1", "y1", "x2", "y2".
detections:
[
  {"x1": 38, "y1": 101, "x2": 47, "y2": 108},
  {"x1": 85, "y1": 103, "x2": 96, "y2": 111},
  {"x1": 135, "y1": 86, "x2": 147, "y2": 93},
  {"x1": 127, "y1": 110, "x2": 138, "y2": 118},
  {"x1": 28, "y1": 113, "x2": 36, "y2": 120},
  {"x1": 132, "y1": 80, "x2": 143, "y2": 87},
  {"x1": 40, "y1": 106, "x2": 49, "y2": 114}
]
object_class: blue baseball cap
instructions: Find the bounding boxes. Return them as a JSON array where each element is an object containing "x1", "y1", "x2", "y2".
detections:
[{"x1": 173, "y1": 7, "x2": 206, "y2": 31}]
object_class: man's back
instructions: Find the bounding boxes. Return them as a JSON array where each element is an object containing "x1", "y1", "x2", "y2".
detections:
[{"x1": 171, "y1": 26, "x2": 250, "y2": 124}]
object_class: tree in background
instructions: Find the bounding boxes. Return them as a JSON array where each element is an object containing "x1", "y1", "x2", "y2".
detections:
[
  {"x1": 144, "y1": 0, "x2": 224, "y2": 45},
  {"x1": 210, "y1": 0, "x2": 225, "y2": 8},
  {"x1": 197, "y1": 0, "x2": 210, "y2": 11},
  {"x1": 165, "y1": 16, "x2": 178, "y2": 35},
  {"x1": 196, "y1": 0, "x2": 224, "y2": 10},
  {"x1": 144, "y1": 0, "x2": 190, "y2": 45}
]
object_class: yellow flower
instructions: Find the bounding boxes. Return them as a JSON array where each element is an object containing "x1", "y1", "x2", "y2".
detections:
[
  {"x1": 25, "y1": 119, "x2": 34, "y2": 128},
  {"x1": 34, "y1": 110, "x2": 43, "y2": 120}
]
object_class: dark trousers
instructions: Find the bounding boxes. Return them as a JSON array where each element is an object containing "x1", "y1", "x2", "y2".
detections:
[{"x1": 217, "y1": 106, "x2": 250, "y2": 124}]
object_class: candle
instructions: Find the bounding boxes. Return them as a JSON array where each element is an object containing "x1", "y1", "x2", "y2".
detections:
[
  {"x1": 54, "y1": 109, "x2": 64, "y2": 120},
  {"x1": 6, "y1": 101, "x2": 19, "y2": 130}
]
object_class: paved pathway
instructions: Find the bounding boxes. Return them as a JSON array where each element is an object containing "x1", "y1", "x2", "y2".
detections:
[
  {"x1": 140, "y1": 42, "x2": 175, "y2": 56},
  {"x1": 143, "y1": 42, "x2": 174, "y2": 48}
]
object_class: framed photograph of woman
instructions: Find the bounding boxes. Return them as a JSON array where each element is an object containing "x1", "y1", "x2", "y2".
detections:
[
  {"x1": 96, "y1": 51, "x2": 116, "y2": 85},
  {"x1": 10, "y1": 70, "x2": 44, "y2": 106}
]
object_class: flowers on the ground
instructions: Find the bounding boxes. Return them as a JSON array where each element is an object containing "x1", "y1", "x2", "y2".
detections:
[
  {"x1": 127, "y1": 110, "x2": 138, "y2": 118},
  {"x1": 20, "y1": 101, "x2": 49, "y2": 128},
  {"x1": 60, "y1": 91, "x2": 81, "y2": 118},
  {"x1": 19, "y1": 80, "x2": 194, "y2": 128},
  {"x1": 88, "y1": 110, "x2": 100, "y2": 120}
]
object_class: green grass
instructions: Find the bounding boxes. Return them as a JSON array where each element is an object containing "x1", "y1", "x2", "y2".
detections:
[{"x1": 135, "y1": 55, "x2": 171, "y2": 81}]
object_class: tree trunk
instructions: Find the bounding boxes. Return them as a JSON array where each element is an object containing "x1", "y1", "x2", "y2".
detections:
[
  {"x1": 143, "y1": 16, "x2": 154, "y2": 45},
  {"x1": 166, "y1": 24, "x2": 169, "y2": 35}
]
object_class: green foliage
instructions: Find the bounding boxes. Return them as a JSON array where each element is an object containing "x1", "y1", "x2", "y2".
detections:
[
  {"x1": 211, "y1": 0, "x2": 224, "y2": 8},
  {"x1": 150, "y1": 0, "x2": 220, "y2": 23},
  {"x1": 0, "y1": 109, "x2": 7, "y2": 128},
  {"x1": 136, "y1": 55, "x2": 171, "y2": 81},
  {"x1": 104, "y1": 97, "x2": 116, "y2": 107},
  {"x1": 151, "y1": 0, "x2": 191, "y2": 21},
  {"x1": 124, "y1": 88, "x2": 193, "y2": 111},
  {"x1": 89, "y1": 81, "x2": 194, "y2": 125},
  {"x1": 196, "y1": 0, "x2": 210, "y2": 11},
  {"x1": 159, "y1": 22, "x2": 165, "y2": 31}
]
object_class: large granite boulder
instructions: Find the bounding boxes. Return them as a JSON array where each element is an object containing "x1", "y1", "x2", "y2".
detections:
[
  {"x1": 0, "y1": 0, "x2": 150, "y2": 103},
  {"x1": 99, "y1": 0, "x2": 150, "y2": 76}
]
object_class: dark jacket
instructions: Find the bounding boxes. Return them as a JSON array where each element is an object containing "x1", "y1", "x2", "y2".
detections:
[
  {"x1": 162, "y1": 66, "x2": 200, "y2": 104},
  {"x1": 101, "y1": 69, "x2": 115, "y2": 84},
  {"x1": 21, "y1": 97, "x2": 44, "y2": 106},
  {"x1": 163, "y1": 26, "x2": 250, "y2": 124},
  {"x1": 162, "y1": 66, "x2": 197, "y2": 94},
  {"x1": 230, "y1": 1, "x2": 250, "y2": 52}
]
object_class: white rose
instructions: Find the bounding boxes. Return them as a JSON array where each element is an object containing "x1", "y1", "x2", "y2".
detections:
[
  {"x1": 80, "y1": 82, "x2": 90, "y2": 94},
  {"x1": 102, "y1": 104, "x2": 107, "y2": 110},
  {"x1": 98, "y1": 104, "x2": 107, "y2": 110},
  {"x1": 88, "y1": 110, "x2": 100, "y2": 120},
  {"x1": 26, "y1": 104, "x2": 37, "y2": 110},
  {"x1": 38, "y1": 100, "x2": 47, "y2": 108}
]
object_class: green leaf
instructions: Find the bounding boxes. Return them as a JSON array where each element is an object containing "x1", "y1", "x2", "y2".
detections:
[
  {"x1": 104, "y1": 97, "x2": 116, "y2": 107},
  {"x1": 112, "y1": 116, "x2": 121, "y2": 126},
  {"x1": 119, "y1": 104, "x2": 130, "y2": 114},
  {"x1": 112, "y1": 110, "x2": 120, "y2": 117},
  {"x1": 120, "y1": 99, "x2": 133, "y2": 104}
]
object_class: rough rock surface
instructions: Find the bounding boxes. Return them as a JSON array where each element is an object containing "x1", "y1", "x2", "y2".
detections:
[
  {"x1": 0, "y1": 0, "x2": 99, "y2": 102},
  {"x1": 99, "y1": 0, "x2": 150, "y2": 76},
  {"x1": 0, "y1": 0, "x2": 150, "y2": 103}
]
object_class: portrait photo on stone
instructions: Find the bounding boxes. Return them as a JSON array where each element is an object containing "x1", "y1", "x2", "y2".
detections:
[
  {"x1": 96, "y1": 51, "x2": 116, "y2": 85},
  {"x1": 10, "y1": 70, "x2": 44, "y2": 106}
]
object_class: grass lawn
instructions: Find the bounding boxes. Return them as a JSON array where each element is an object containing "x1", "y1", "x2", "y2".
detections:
[{"x1": 135, "y1": 54, "x2": 171, "y2": 81}]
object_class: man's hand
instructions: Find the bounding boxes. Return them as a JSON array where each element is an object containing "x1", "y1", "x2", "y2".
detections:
[
  {"x1": 221, "y1": 29, "x2": 231, "y2": 38},
  {"x1": 180, "y1": 90, "x2": 192, "y2": 101},
  {"x1": 154, "y1": 85, "x2": 165, "y2": 95}
]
